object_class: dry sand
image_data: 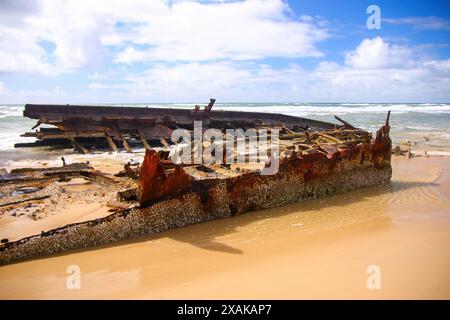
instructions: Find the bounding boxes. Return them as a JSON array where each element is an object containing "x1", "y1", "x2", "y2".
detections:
[
  {"x1": 0, "y1": 155, "x2": 449, "y2": 299},
  {"x1": 0, "y1": 155, "x2": 139, "y2": 241}
]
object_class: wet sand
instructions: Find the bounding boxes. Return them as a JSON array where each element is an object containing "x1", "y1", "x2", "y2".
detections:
[{"x1": 0, "y1": 155, "x2": 449, "y2": 299}]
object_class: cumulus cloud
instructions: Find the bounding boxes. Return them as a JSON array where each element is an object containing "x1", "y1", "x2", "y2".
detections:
[
  {"x1": 0, "y1": 0, "x2": 329, "y2": 74},
  {"x1": 0, "y1": 28, "x2": 54, "y2": 75},
  {"x1": 115, "y1": 1, "x2": 329, "y2": 63},
  {"x1": 0, "y1": 0, "x2": 169, "y2": 74},
  {"x1": 0, "y1": 0, "x2": 41, "y2": 27},
  {"x1": 345, "y1": 37, "x2": 413, "y2": 69},
  {"x1": 81, "y1": 38, "x2": 450, "y2": 103}
]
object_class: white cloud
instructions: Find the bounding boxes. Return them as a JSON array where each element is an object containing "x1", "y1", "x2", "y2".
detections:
[
  {"x1": 384, "y1": 16, "x2": 450, "y2": 30},
  {"x1": 422, "y1": 58, "x2": 450, "y2": 73},
  {"x1": 0, "y1": 0, "x2": 329, "y2": 75},
  {"x1": 0, "y1": 0, "x2": 41, "y2": 28},
  {"x1": 115, "y1": 0, "x2": 329, "y2": 63},
  {"x1": 0, "y1": 81, "x2": 6, "y2": 95},
  {"x1": 88, "y1": 72, "x2": 107, "y2": 80},
  {"x1": 0, "y1": 27, "x2": 54, "y2": 75},
  {"x1": 80, "y1": 38, "x2": 450, "y2": 103},
  {"x1": 345, "y1": 37, "x2": 413, "y2": 69},
  {"x1": 126, "y1": 62, "x2": 260, "y2": 100},
  {"x1": 88, "y1": 82, "x2": 107, "y2": 90},
  {"x1": 0, "y1": 0, "x2": 167, "y2": 74},
  {"x1": 0, "y1": 86, "x2": 65, "y2": 104},
  {"x1": 88, "y1": 82, "x2": 127, "y2": 91}
]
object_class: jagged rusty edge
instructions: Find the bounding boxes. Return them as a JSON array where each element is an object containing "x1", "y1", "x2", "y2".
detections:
[
  {"x1": 137, "y1": 124, "x2": 392, "y2": 213},
  {"x1": 226, "y1": 123, "x2": 392, "y2": 214},
  {"x1": 137, "y1": 149, "x2": 193, "y2": 206}
]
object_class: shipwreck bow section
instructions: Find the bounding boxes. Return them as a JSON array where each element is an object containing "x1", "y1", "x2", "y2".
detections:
[{"x1": 0, "y1": 102, "x2": 392, "y2": 265}]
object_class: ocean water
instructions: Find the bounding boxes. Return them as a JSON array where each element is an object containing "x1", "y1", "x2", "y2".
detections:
[{"x1": 0, "y1": 103, "x2": 449, "y2": 165}]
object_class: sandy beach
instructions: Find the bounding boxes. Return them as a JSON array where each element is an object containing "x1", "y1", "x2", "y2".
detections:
[{"x1": 0, "y1": 155, "x2": 448, "y2": 299}]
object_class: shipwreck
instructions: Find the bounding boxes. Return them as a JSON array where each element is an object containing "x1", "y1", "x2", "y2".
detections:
[
  {"x1": 17, "y1": 99, "x2": 339, "y2": 152},
  {"x1": 0, "y1": 100, "x2": 392, "y2": 264}
]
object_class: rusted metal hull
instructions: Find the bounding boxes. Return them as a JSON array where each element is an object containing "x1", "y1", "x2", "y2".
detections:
[
  {"x1": 23, "y1": 103, "x2": 336, "y2": 132},
  {"x1": 19, "y1": 101, "x2": 338, "y2": 152},
  {"x1": 0, "y1": 121, "x2": 392, "y2": 265}
]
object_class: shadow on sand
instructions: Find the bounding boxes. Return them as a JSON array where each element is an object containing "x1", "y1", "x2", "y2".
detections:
[{"x1": 7, "y1": 179, "x2": 439, "y2": 265}]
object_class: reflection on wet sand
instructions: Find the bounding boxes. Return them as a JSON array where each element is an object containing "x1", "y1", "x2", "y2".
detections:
[{"x1": 0, "y1": 156, "x2": 449, "y2": 299}]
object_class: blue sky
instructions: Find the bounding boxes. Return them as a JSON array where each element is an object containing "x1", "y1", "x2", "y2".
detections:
[{"x1": 0, "y1": 0, "x2": 449, "y2": 103}]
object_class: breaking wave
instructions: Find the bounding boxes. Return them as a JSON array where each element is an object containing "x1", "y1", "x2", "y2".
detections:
[{"x1": 0, "y1": 103, "x2": 449, "y2": 151}]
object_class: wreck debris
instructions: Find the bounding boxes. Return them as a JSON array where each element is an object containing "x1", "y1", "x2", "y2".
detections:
[
  {"x1": 138, "y1": 129, "x2": 151, "y2": 150},
  {"x1": 0, "y1": 162, "x2": 121, "y2": 215},
  {"x1": 0, "y1": 102, "x2": 394, "y2": 265},
  {"x1": 12, "y1": 187, "x2": 40, "y2": 196},
  {"x1": 66, "y1": 133, "x2": 91, "y2": 154},
  {"x1": 117, "y1": 188, "x2": 137, "y2": 202},
  {"x1": 0, "y1": 163, "x2": 94, "y2": 184},
  {"x1": 122, "y1": 137, "x2": 133, "y2": 153},
  {"x1": 0, "y1": 195, "x2": 50, "y2": 208},
  {"x1": 105, "y1": 134, "x2": 118, "y2": 152},
  {"x1": 407, "y1": 148, "x2": 412, "y2": 159},
  {"x1": 0, "y1": 118, "x2": 392, "y2": 265},
  {"x1": 0, "y1": 161, "x2": 118, "y2": 213},
  {"x1": 135, "y1": 116, "x2": 391, "y2": 215},
  {"x1": 334, "y1": 115, "x2": 356, "y2": 129},
  {"x1": 137, "y1": 149, "x2": 193, "y2": 205},
  {"x1": 18, "y1": 99, "x2": 337, "y2": 153},
  {"x1": 123, "y1": 162, "x2": 139, "y2": 179}
]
